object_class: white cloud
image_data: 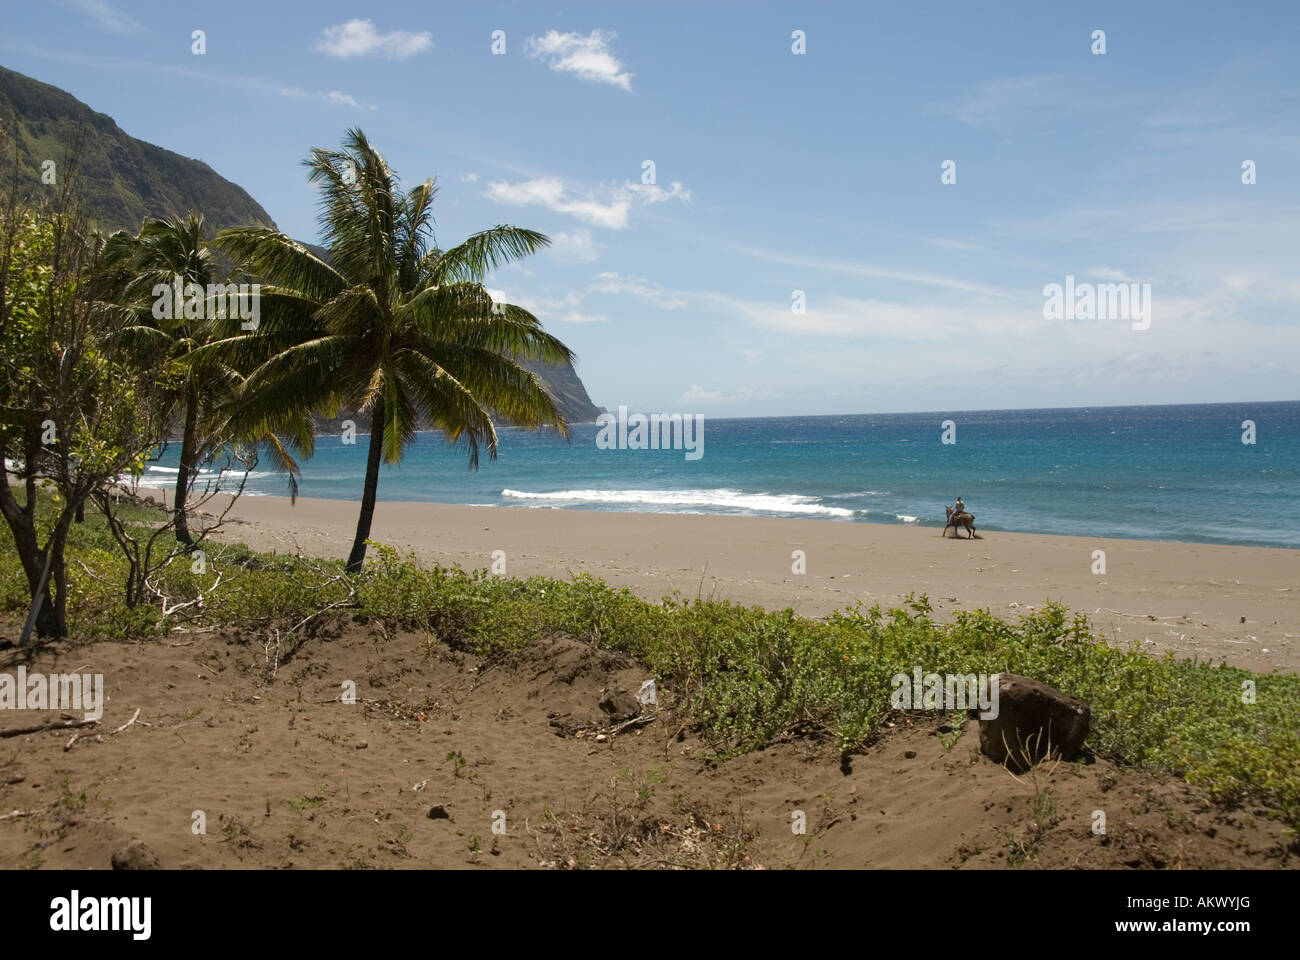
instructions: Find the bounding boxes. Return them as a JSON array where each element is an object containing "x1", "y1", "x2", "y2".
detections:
[
  {"x1": 524, "y1": 30, "x2": 632, "y2": 90},
  {"x1": 484, "y1": 176, "x2": 690, "y2": 230},
  {"x1": 69, "y1": 0, "x2": 144, "y2": 35},
  {"x1": 552, "y1": 198, "x2": 631, "y2": 230},
  {"x1": 942, "y1": 74, "x2": 1069, "y2": 133},
  {"x1": 460, "y1": 173, "x2": 479, "y2": 183},
  {"x1": 728, "y1": 295, "x2": 1034, "y2": 342},
  {"x1": 279, "y1": 86, "x2": 372, "y2": 109},
  {"x1": 622, "y1": 181, "x2": 692, "y2": 204},
  {"x1": 682, "y1": 385, "x2": 724, "y2": 404},
  {"x1": 551, "y1": 230, "x2": 601, "y2": 265},
  {"x1": 730, "y1": 243, "x2": 1020, "y2": 301},
  {"x1": 314, "y1": 19, "x2": 432, "y2": 60},
  {"x1": 692, "y1": 276, "x2": 1300, "y2": 412},
  {"x1": 591, "y1": 272, "x2": 686, "y2": 309},
  {"x1": 681, "y1": 384, "x2": 757, "y2": 405},
  {"x1": 486, "y1": 177, "x2": 629, "y2": 229},
  {"x1": 1087, "y1": 266, "x2": 1140, "y2": 283},
  {"x1": 484, "y1": 288, "x2": 595, "y2": 326},
  {"x1": 485, "y1": 177, "x2": 565, "y2": 207}
]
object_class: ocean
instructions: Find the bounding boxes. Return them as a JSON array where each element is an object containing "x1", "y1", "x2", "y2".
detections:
[{"x1": 138, "y1": 401, "x2": 1300, "y2": 549}]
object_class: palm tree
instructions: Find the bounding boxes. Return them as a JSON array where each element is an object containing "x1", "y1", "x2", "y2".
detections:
[
  {"x1": 102, "y1": 212, "x2": 302, "y2": 545},
  {"x1": 207, "y1": 128, "x2": 574, "y2": 572}
]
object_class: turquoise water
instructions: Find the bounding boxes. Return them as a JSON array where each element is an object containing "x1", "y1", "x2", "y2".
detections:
[{"x1": 143, "y1": 401, "x2": 1300, "y2": 549}]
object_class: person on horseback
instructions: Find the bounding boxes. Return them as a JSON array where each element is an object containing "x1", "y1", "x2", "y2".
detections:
[{"x1": 942, "y1": 497, "x2": 976, "y2": 538}]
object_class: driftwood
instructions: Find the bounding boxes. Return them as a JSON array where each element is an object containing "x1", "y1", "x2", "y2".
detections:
[
  {"x1": 0, "y1": 717, "x2": 99, "y2": 739},
  {"x1": 114, "y1": 708, "x2": 142, "y2": 734}
]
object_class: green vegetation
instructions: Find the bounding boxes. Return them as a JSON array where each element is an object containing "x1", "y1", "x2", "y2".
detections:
[
  {"x1": 2, "y1": 124, "x2": 572, "y2": 636},
  {"x1": 102, "y1": 211, "x2": 305, "y2": 548},
  {"x1": 0, "y1": 85, "x2": 1295, "y2": 852},
  {"x1": 2, "y1": 505, "x2": 1297, "y2": 834}
]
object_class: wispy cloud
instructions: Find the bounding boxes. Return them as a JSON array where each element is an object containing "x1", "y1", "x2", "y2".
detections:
[
  {"x1": 729, "y1": 243, "x2": 1021, "y2": 301},
  {"x1": 719, "y1": 294, "x2": 1035, "y2": 342},
  {"x1": 997, "y1": 200, "x2": 1300, "y2": 244},
  {"x1": 277, "y1": 86, "x2": 370, "y2": 109},
  {"x1": 941, "y1": 74, "x2": 1067, "y2": 133},
  {"x1": 524, "y1": 29, "x2": 632, "y2": 90},
  {"x1": 550, "y1": 230, "x2": 601, "y2": 265},
  {"x1": 1087, "y1": 266, "x2": 1140, "y2": 284},
  {"x1": 682, "y1": 384, "x2": 744, "y2": 404},
  {"x1": 592, "y1": 272, "x2": 687, "y2": 309},
  {"x1": 494, "y1": 270, "x2": 688, "y2": 327},
  {"x1": 485, "y1": 177, "x2": 628, "y2": 229},
  {"x1": 484, "y1": 176, "x2": 690, "y2": 230},
  {"x1": 556, "y1": 311, "x2": 608, "y2": 324},
  {"x1": 313, "y1": 19, "x2": 432, "y2": 60},
  {"x1": 622, "y1": 181, "x2": 692, "y2": 204},
  {"x1": 67, "y1": 0, "x2": 144, "y2": 35},
  {"x1": 485, "y1": 287, "x2": 606, "y2": 325}
]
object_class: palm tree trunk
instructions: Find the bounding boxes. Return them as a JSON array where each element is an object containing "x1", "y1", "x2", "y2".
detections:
[
  {"x1": 173, "y1": 383, "x2": 199, "y2": 547},
  {"x1": 346, "y1": 399, "x2": 385, "y2": 573}
]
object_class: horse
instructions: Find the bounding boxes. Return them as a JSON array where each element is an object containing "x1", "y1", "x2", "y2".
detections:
[{"x1": 942, "y1": 505, "x2": 976, "y2": 538}]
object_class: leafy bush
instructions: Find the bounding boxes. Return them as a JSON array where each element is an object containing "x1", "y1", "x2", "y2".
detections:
[{"x1": 3, "y1": 511, "x2": 1297, "y2": 831}]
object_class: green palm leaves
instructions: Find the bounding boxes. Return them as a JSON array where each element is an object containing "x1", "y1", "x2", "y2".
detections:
[{"x1": 207, "y1": 128, "x2": 573, "y2": 571}]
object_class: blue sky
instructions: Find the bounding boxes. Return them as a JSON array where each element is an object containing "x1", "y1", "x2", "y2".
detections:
[{"x1": 3, "y1": 1, "x2": 1298, "y2": 416}]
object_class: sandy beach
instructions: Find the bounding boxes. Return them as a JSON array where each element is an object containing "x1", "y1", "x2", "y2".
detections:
[{"x1": 210, "y1": 495, "x2": 1300, "y2": 675}]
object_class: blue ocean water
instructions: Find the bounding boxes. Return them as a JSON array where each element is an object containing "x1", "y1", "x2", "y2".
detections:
[{"x1": 142, "y1": 401, "x2": 1300, "y2": 549}]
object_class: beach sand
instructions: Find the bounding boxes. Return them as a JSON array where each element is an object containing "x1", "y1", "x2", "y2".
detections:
[
  {"x1": 5, "y1": 622, "x2": 1289, "y2": 869},
  {"x1": 6, "y1": 495, "x2": 1296, "y2": 870},
  {"x1": 211, "y1": 496, "x2": 1300, "y2": 675}
]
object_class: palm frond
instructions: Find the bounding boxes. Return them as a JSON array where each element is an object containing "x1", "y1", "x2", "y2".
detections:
[
  {"x1": 214, "y1": 227, "x2": 345, "y2": 301},
  {"x1": 423, "y1": 226, "x2": 550, "y2": 285}
]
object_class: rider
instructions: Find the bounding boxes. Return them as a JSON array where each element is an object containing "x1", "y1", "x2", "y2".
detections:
[{"x1": 954, "y1": 496, "x2": 966, "y2": 517}]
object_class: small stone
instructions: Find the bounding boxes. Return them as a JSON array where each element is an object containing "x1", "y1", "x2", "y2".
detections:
[
  {"x1": 904, "y1": 750, "x2": 917, "y2": 759},
  {"x1": 355, "y1": 741, "x2": 368, "y2": 749},
  {"x1": 598, "y1": 688, "x2": 640, "y2": 723},
  {"x1": 427, "y1": 805, "x2": 451, "y2": 820}
]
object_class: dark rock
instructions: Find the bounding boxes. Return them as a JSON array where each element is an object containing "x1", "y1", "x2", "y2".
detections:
[
  {"x1": 111, "y1": 842, "x2": 161, "y2": 870},
  {"x1": 549, "y1": 715, "x2": 587, "y2": 738},
  {"x1": 979, "y1": 674, "x2": 1090, "y2": 770},
  {"x1": 427, "y1": 805, "x2": 451, "y2": 820},
  {"x1": 598, "y1": 688, "x2": 640, "y2": 723}
]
